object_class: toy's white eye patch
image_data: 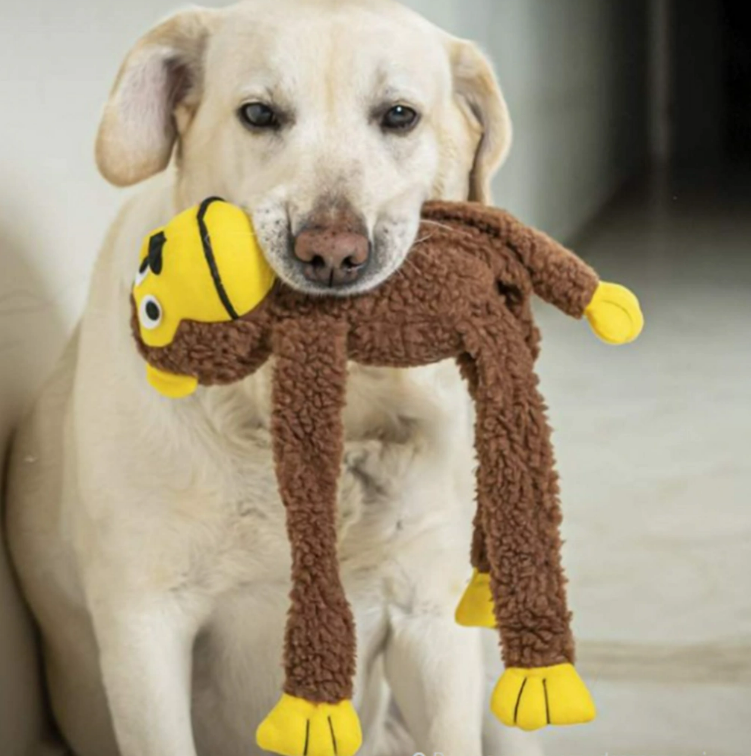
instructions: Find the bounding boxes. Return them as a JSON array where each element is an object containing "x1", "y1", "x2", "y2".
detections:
[
  {"x1": 139, "y1": 295, "x2": 163, "y2": 330},
  {"x1": 134, "y1": 258, "x2": 150, "y2": 287}
]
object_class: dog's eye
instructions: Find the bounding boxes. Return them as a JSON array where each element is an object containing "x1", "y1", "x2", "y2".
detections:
[
  {"x1": 239, "y1": 102, "x2": 281, "y2": 131},
  {"x1": 139, "y1": 295, "x2": 163, "y2": 330},
  {"x1": 381, "y1": 105, "x2": 420, "y2": 133}
]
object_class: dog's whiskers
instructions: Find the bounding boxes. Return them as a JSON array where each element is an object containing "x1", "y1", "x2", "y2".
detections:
[{"x1": 420, "y1": 219, "x2": 455, "y2": 233}]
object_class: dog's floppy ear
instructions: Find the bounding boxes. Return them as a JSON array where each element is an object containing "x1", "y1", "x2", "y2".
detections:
[
  {"x1": 95, "y1": 8, "x2": 219, "y2": 187},
  {"x1": 451, "y1": 41, "x2": 513, "y2": 204}
]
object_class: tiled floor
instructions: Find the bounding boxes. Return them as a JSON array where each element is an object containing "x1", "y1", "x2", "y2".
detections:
[{"x1": 530, "y1": 171, "x2": 751, "y2": 756}]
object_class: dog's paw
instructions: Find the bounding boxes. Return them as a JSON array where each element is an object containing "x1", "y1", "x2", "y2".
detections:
[
  {"x1": 256, "y1": 695, "x2": 362, "y2": 756},
  {"x1": 455, "y1": 570, "x2": 496, "y2": 628},
  {"x1": 585, "y1": 282, "x2": 644, "y2": 345},
  {"x1": 491, "y1": 664, "x2": 596, "y2": 732}
]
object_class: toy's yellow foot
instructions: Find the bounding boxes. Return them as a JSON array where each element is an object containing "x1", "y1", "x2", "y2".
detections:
[
  {"x1": 585, "y1": 281, "x2": 644, "y2": 345},
  {"x1": 455, "y1": 570, "x2": 496, "y2": 628},
  {"x1": 256, "y1": 694, "x2": 363, "y2": 756},
  {"x1": 145, "y1": 364, "x2": 198, "y2": 399},
  {"x1": 491, "y1": 664, "x2": 596, "y2": 732}
]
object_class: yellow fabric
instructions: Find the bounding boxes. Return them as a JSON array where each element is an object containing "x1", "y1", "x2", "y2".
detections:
[
  {"x1": 145, "y1": 364, "x2": 199, "y2": 399},
  {"x1": 133, "y1": 201, "x2": 275, "y2": 348},
  {"x1": 585, "y1": 281, "x2": 644, "y2": 345},
  {"x1": 256, "y1": 695, "x2": 363, "y2": 756},
  {"x1": 455, "y1": 570, "x2": 496, "y2": 628},
  {"x1": 491, "y1": 663, "x2": 596, "y2": 731},
  {"x1": 202, "y1": 200, "x2": 276, "y2": 316},
  {"x1": 132, "y1": 199, "x2": 275, "y2": 397}
]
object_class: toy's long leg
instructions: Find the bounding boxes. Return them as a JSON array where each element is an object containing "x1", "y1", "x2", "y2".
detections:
[
  {"x1": 256, "y1": 317, "x2": 363, "y2": 756},
  {"x1": 468, "y1": 313, "x2": 573, "y2": 667},
  {"x1": 463, "y1": 310, "x2": 595, "y2": 731},
  {"x1": 454, "y1": 355, "x2": 496, "y2": 629},
  {"x1": 456, "y1": 354, "x2": 492, "y2": 575},
  {"x1": 470, "y1": 509, "x2": 491, "y2": 573}
]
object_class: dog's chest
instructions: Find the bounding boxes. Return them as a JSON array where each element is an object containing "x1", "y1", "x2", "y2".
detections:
[
  {"x1": 207, "y1": 427, "x2": 423, "y2": 573},
  {"x1": 183, "y1": 364, "x2": 475, "y2": 593}
]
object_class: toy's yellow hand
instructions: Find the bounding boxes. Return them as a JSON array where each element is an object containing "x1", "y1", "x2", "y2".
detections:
[
  {"x1": 145, "y1": 364, "x2": 198, "y2": 399},
  {"x1": 455, "y1": 570, "x2": 496, "y2": 629},
  {"x1": 257, "y1": 695, "x2": 362, "y2": 756},
  {"x1": 491, "y1": 664, "x2": 596, "y2": 731},
  {"x1": 585, "y1": 282, "x2": 644, "y2": 345}
]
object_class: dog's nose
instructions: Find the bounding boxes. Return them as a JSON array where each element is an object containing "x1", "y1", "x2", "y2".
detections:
[{"x1": 294, "y1": 229, "x2": 370, "y2": 287}]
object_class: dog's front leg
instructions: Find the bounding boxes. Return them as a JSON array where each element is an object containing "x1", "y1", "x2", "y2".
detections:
[
  {"x1": 384, "y1": 604, "x2": 485, "y2": 756},
  {"x1": 89, "y1": 593, "x2": 206, "y2": 756}
]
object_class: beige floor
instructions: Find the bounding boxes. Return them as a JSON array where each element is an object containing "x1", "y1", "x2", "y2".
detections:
[{"x1": 526, "y1": 171, "x2": 751, "y2": 756}]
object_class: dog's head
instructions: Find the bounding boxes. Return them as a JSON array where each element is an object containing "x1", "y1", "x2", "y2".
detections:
[{"x1": 96, "y1": 0, "x2": 512, "y2": 295}]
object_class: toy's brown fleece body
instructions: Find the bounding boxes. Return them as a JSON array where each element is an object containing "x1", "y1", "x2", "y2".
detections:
[{"x1": 132, "y1": 201, "x2": 599, "y2": 704}]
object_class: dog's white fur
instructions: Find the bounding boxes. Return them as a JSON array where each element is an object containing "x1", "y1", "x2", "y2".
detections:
[{"x1": 6, "y1": 1, "x2": 542, "y2": 754}]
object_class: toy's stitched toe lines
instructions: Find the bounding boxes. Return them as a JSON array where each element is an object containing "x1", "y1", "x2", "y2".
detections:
[
  {"x1": 304, "y1": 719, "x2": 310, "y2": 756},
  {"x1": 515, "y1": 683, "x2": 524, "y2": 725},
  {"x1": 491, "y1": 665, "x2": 596, "y2": 731},
  {"x1": 328, "y1": 716, "x2": 338, "y2": 756}
]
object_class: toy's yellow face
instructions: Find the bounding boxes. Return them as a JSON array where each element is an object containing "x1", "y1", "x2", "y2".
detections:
[{"x1": 133, "y1": 198, "x2": 276, "y2": 349}]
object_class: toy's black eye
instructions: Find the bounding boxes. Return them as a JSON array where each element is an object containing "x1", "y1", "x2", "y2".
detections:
[
  {"x1": 381, "y1": 105, "x2": 420, "y2": 132},
  {"x1": 134, "y1": 258, "x2": 149, "y2": 287},
  {"x1": 239, "y1": 102, "x2": 281, "y2": 131},
  {"x1": 139, "y1": 295, "x2": 163, "y2": 330},
  {"x1": 147, "y1": 231, "x2": 166, "y2": 275}
]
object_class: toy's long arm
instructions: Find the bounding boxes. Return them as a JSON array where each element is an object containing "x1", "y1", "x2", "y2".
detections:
[
  {"x1": 503, "y1": 219, "x2": 644, "y2": 345},
  {"x1": 257, "y1": 315, "x2": 363, "y2": 756},
  {"x1": 422, "y1": 202, "x2": 644, "y2": 345},
  {"x1": 496, "y1": 220, "x2": 599, "y2": 318}
]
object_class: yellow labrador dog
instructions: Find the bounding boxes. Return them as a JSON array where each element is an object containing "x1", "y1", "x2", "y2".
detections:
[{"x1": 8, "y1": 1, "x2": 542, "y2": 755}]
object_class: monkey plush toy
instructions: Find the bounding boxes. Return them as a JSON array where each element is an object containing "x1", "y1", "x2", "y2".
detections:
[{"x1": 131, "y1": 198, "x2": 643, "y2": 756}]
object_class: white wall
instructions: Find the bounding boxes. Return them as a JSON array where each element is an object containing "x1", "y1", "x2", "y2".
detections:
[
  {"x1": 0, "y1": 1, "x2": 649, "y2": 752},
  {"x1": 411, "y1": 0, "x2": 650, "y2": 239},
  {"x1": 486, "y1": 0, "x2": 649, "y2": 239}
]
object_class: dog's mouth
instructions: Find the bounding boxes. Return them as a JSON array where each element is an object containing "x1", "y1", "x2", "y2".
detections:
[{"x1": 248, "y1": 208, "x2": 417, "y2": 297}]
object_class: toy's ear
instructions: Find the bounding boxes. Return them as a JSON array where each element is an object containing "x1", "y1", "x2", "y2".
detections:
[
  {"x1": 450, "y1": 41, "x2": 513, "y2": 205},
  {"x1": 95, "y1": 8, "x2": 219, "y2": 187}
]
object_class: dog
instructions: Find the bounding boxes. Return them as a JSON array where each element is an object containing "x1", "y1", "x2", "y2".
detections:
[{"x1": 6, "y1": 1, "x2": 542, "y2": 754}]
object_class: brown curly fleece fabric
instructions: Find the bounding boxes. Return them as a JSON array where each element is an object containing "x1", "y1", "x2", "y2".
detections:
[{"x1": 132, "y1": 201, "x2": 599, "y2": 704}]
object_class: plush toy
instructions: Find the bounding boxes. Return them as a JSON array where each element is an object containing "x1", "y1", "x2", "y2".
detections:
[{"x1": 131, "y1": 197, "x2": 643, "y2": 756}]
